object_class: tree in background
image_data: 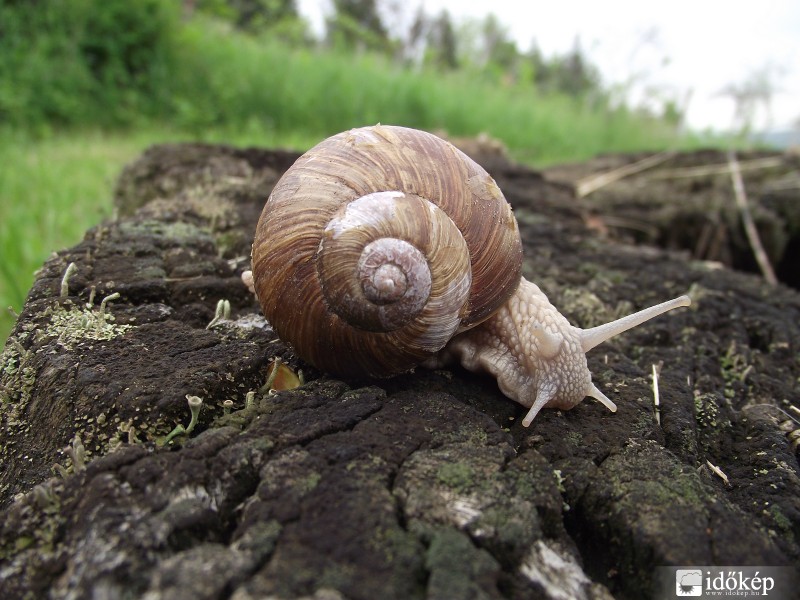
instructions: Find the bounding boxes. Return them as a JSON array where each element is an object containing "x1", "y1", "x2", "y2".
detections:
[
  {"x1": 523, "y1": 38, "x2": 599, "y2": 98},
  {"x1": 230, "y1": 0, "x2": 297, "y2": 30},
  {"x1": 426, "y1": 10, "x2": 458, "y2": 71},
  {"x1": 402, "y1": 8, "x2": 458, "y2": 70},
  {"x1": 192, "y1": 0, "x2": 311, "y2": 43},
  {"x1": 326, "y1": 0, "x2": 392, "y2": 53},
  {"x1": 550, "y1": 38, "x2": 599, "y2": 97},
  {"x1": 403, "y1": 6, "x2": 427, "y2": 66},
  {"x1": 453, "y1": 13, "x2": 518, "y2": 81},
  {"x1": 478, "y1": 14, "x2": 518, "y2": 76}
]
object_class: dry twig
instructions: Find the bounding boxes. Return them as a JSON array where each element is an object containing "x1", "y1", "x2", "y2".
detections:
[
  {"x1": 648, "y1": 156, "x2": 783, "y2": 180},
  {"x1": 706, "y1": 459, "x2": 731, "y2": 487},
  {"x1": 575, "y1": 151, "x2": 676, "y2": 197},
  {"x1": 727, "y1": 150, "x2": 778, "y2": 285},
  {"x1": 651, "y1": 362, "x2": 662, "y2": 426}
]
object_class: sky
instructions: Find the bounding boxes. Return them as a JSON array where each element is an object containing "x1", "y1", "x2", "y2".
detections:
[{"x1": 296, "y1": 0, "x2": 800, "y2": 132}]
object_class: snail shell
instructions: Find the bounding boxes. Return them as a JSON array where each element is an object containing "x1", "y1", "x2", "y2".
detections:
[{"x1": 252, "y1": 125, "x2": 523, "y2": 377}]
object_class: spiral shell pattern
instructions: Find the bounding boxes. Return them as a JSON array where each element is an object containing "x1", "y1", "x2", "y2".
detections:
[{"x1": 251, "y1": 125, "x2": 523, "y2": 377}]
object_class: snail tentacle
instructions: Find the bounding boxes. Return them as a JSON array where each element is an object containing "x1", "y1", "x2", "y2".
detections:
[{"x1": 438, "y1": 278, "x2": 687, "y2": 426}]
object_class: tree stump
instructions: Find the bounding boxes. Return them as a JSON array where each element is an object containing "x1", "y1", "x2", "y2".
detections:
[{"x1": 1, "y1": 141, "x2": 798, "y2": 599}]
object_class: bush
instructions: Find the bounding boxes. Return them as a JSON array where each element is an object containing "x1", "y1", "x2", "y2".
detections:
[{"x1": 0, "y1": 0, "x2": 180, "y2": 128}]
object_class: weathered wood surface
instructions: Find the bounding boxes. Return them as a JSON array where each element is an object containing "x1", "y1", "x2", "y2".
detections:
[{"x1": 1, "y1": 142, "x2": 798, "y2": 599}]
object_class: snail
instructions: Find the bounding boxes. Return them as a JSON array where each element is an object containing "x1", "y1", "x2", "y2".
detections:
[{"x1": 246, "y1": 125, "x2": 690, "y2": 427}]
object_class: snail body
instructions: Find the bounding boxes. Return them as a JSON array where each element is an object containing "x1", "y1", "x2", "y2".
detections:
[{"x1": 249, "y1": 125, "x2": 690, "y2": 426}]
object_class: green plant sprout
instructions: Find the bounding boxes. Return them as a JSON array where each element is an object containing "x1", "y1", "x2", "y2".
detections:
[
  {"x1": 53, "y1": 434, "x2": 87, "y2": 478},
  {"x1": 60, "y1": 263, "x2": 77, "y2": 298},
  {"x1": 161, "y1": 395, "x2": 204, "y2": 445},
  {"x1": 206, "y1": 299, "x2": 231, "y2": 329}
]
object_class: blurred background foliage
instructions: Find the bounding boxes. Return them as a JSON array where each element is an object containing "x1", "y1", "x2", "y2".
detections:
[
  {"x1": 0, "y1": 0, "x2": 690, "y2": 136},
  {"x1": 0, "y1": 0, "x2": 709, "y2": 345}
]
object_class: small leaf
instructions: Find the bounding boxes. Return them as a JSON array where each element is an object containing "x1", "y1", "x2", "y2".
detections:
[{"x1": 266, "y1": 359, "x2": 301, "y2": 391}]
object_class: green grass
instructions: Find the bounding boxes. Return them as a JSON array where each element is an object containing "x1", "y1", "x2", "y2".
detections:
[
  {"x1": 163, "y1": 19, "x2": 685, "y2": 163},
  {"x1": 0, "y1": 126, "x2": 325, "y2": 347},
  {"x1": 0, "y1": 16, "x2": 708, "y2": 348},
  {"x1": 0, "y1": 131, "x2": 135, "y2": 341}
]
